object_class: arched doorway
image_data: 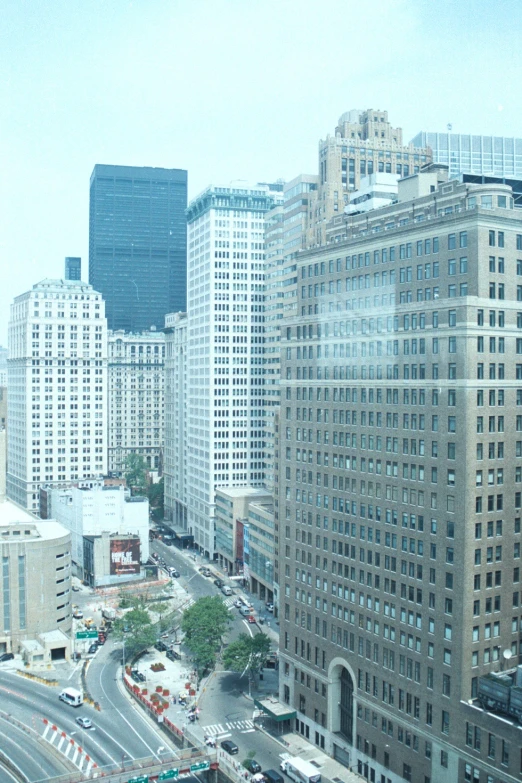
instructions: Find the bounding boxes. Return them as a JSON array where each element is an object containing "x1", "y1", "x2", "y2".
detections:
[{"x1": 328, "y1": 658, "x2": 355, "y2": 744}]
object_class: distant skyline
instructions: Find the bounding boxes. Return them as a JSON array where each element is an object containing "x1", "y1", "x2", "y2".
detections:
[{"x1": 1, "y1": 0, "x2": 522, "y2": 341}]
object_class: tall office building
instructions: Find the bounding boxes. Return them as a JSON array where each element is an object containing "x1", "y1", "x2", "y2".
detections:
[
  {"x1": 182, "y1": 182, "x2": 284, "y2": 558},
  {"x1": 65, "y1": 257, "x2": 81, "y2": 281},
  {"x1": 411, "y1": 129, "x2": 522, "y2": 180},
  {"x1": 277, "y1": 171, "x2": 522, "y2": 782},
  {"x1": 89, "y1": 164, "x2": 187, "y2": 332},
  {"x1": 107, "y1": 329, "x2": 165, "y2": 475},
  {"x1": 164, "y1": 312, "x2": 188, "y2": 531},
  {"x1": 411, "y1": 129, "x2": 522, "y2": 207},
  {"x1": 264, "y1": 174, "x2": 318, "y2": 491},
  {"x1": 7, "y1": 279, "x2": 107, "y2": 511},
  {"x1": 307, "y1": 109, "x2": 431, "y2": 247}
]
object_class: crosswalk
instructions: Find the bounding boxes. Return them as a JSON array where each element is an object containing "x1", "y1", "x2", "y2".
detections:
[{"x1": 202, "y1": 719, "x2": 255, "y2": 736}]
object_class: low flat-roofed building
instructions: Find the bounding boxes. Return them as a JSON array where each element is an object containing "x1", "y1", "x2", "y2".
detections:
[
  {"x1": 45, "y1": 481, "x2": 149, "y2": 579},
  {"x1": 83, "y1": 531, "x2": 142, "y2": 587},
  {"x1": 215, "y1": 487, "x2": 272, "y2": 576}
]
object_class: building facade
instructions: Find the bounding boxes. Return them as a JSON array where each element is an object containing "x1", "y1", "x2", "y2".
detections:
[
  {"x1": 45, "y1": 482, "x2": 149, "y2": 579},
  {"x1": 163, "y1": 312, "x2": 188, "y2": 531},
  {"x1": 107, "y1": 329, "x2": 165, "y2": 475},
  {"x1": 264, "y1": 174, "x2": 318, "y2": 491},
  {"x1": 411, "y1": 130, "x2": 522, "y2": 182},
  {"x1": 89, "y1": 164, "x2": 187, "y2": 332},
  {"x1": 65, "y1": 257, "x2": 81, "y2": 281},
  {"x1": 0, "y1": 497, "x2": 72, "y2": 657},
  {"x1": 277, "y1": 173, "x2": 522, "y2": 782},
  {"x1": 246, "y1": 497, "x2": 276, "y2": 606},
  {"x1": 184, "y1": 183, "x2": 283, "y2": 558},
  {"x1": 7, "y1": 279, "x2": 107, "y2": 512},
  {"x1": 307, "y1": 109, "x2": 431, "y2": 247},
  {"x1": 214, "y1": 486, "x2": 271, "y2": 575}
]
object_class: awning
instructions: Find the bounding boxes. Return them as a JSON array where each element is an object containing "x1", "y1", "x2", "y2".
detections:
[{"x1": 254, "y1": 698, "x2": 296, "y2": 722}]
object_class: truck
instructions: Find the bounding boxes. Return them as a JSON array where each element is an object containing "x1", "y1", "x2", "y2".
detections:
[
  {"x1": 280, "y1": 758, "x2": 321, "y2": 783},
  {"x1": 59, "y1": 687, "x2": 83, "y2": 707},
  {"x1": 102, "y1": 607, "x2": 116, "y2": 621}
]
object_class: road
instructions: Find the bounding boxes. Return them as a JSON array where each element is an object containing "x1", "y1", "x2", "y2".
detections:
[
  {"x1": 0, "y1": 540, "x2": 282, "y2": 781},
  {"x1": 149, "y1": 542, "x2": 286, "y2": 776},
  {"x1": 0, "y1": 662, "x2": 177, "y2": 776},
  {"x1": 0, "y1": 697, "x2": 71, "y2": 782},
  {"x1": 84, "y1": 638, "x2": 180, "y2": 763}
]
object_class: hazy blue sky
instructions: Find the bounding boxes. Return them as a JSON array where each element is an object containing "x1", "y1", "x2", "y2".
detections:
[{"x1": 1, "y1": 0, "x2": 521, "y2": 342}]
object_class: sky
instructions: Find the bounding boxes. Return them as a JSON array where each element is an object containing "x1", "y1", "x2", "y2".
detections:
[{"x1": 1, "y1": 0, "x2": 521, "y2": 343}]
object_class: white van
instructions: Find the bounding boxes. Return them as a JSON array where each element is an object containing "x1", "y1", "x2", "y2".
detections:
[
  {"x1": 59, "y1": 688, "x2": 83, "y2": 707},
  {"x1": 221, "y1": 585, "x2": 233, "y2": 596}
]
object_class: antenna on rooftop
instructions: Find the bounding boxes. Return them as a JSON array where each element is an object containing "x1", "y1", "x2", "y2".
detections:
[{"x1": 447, "y1": 123, "x2": 452, "y2": 132}]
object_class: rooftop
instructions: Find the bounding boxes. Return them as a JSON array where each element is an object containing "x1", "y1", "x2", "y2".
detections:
[{"x1": 0, "y1": 498, "x2": 70, "y2": 541}]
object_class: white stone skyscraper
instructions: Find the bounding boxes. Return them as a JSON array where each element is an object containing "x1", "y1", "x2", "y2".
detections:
[
  {"x1": 7, "y1": 278, "x2": 107, "y2": 511},
  {"x1": 183, "y1": 183, "x2": 284, "y2": 558}
]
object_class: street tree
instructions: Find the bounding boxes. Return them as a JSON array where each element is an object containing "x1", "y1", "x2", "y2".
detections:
[
  {"x1": 124, "y1": 453, "x2": 148, "y2": 494},
  {"x1": 113, "y1": 607, "x2": 156, "y2": 660},
  {"x1": 181, "y1": 596, "x2": 230, "y2": 675},
  {"x1": 222, "y1": 633, "x2": 271, "y2": 679},
  {"x1": 147, "y1": 478, "x2": 164, "y2": 520}
]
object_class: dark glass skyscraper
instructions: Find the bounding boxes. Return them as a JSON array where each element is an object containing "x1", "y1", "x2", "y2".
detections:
[
  {"x1": 89, "y1": 164, "x2": 187, "y2": 332},
  {"x1": 65, "y1": 256, "x2": 81, "y2": 280}
]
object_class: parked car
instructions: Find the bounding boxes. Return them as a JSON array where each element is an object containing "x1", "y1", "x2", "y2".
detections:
[
  {"x1": 169, "y1": 569, "x2": 180, "y2": 578},
  {"x1": 75, "y1": 716, "x2": 93, "y2": 729},
  {"x1": 88, "y1": 644, "x2": 98, "y2": 654},
  {"x1": 167, "y1": 649, "x2": 181, "y2": 661},
  {"x1": 0, "y1": 653, "x2": 14, "y2": 662},
  {"x1": 243, "y1": 760, "x2": 261, "y2": 774},
  {"x1": 214, "y1": 578, "x2": 224, "y2": 588},
  {"x1": 247, "y1": 615, "x2": 256, "y2": 624},
  {"x1": 266, "y1": 602, "x2": 274, "y2": 612},
  {"x1": 233, "y1": 599, "x2": 243, "y2": 608},
  {"x1": 220, "y1": 740, "x2": 239, "y2": 755},
  {"x1": 154, "y1": 641, "x2": 168, "y2": 652}
]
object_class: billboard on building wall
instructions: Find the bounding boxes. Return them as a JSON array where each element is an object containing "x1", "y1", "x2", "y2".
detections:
[{"x1": 110, "y1": 538, "x2": 141, "y2": 576}]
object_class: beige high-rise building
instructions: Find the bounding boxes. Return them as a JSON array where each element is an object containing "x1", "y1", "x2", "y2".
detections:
[
  {"x1": 307, "y1": 109, "x2": 431, "y2": 248},
  {"x1": 277, "y1": 170, "x2": 522, "y2": 782},
  {"x1": 107, "y1": 329, "x2": 165, "y2": 475}
]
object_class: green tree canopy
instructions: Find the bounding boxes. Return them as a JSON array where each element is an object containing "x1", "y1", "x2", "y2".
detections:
[
  {"x1": 148, "y1": 478, "x2": 164, "y2": 508},
  {"x1": 124, "y1": 453, "x2": 148, "y2": 493},
  {"x1": 181, "y1": 596, "x2": 230, "y2": 675},
  {"x1": 113, "y1": 607, "x2": 157, "y2": 660},
  {"x1": 222, "y1": 633, "x2": 271, "y2": 678}
]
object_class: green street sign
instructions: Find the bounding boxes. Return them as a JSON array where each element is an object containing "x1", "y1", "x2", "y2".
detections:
[
  {"x1": 76, "y1": 631, "x2": 98, "y2": 639},
  {"x1": 159, "y1": 770, "x2": 179, "y2": 780},
  {"x1": 190, "y1": 762, "x2": 210, "y2": 772},
  {"x1": 128, "y1": 777, "x2": 148, "y2": 783}
]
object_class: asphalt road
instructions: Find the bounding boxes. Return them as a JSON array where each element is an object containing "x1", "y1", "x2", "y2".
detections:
[
  {"x1": 85, "y1": 637, "x2": 179, "y2": 764},
  {"x1": 149, "y1": 542, "x2": 286, "y2": 777},
  {"x1": 0, "y1": 670, "x2": 90, "y2": 779},
  {"x1": 0, "y1": 699, "x2": 70, "y2": 782},
  {"x1": 0, "y1": 662, "x2": 176, "y2": 775}
]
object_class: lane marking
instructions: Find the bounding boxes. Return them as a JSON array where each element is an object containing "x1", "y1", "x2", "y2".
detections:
[{"x1": 98, "y1": 654, "x2": 172, "y2": 761}]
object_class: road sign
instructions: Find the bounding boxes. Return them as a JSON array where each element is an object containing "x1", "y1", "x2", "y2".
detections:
[
  {"x1": 128, "y1": 777, "x2": 148, "y2": 783},
  {"x1": 190, "y1": 761, "x2": 210, "y2": 772},
  {"x1": 76, "y1": 631, "x2": 98, "y2": 639},
  {"x1": 159, "y1": 770, "x2": 179, "y2": 780}
]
